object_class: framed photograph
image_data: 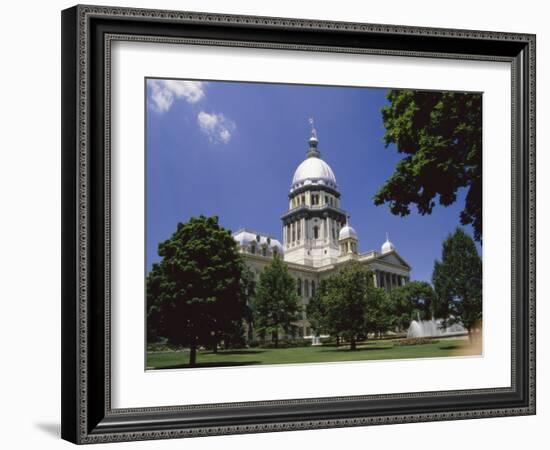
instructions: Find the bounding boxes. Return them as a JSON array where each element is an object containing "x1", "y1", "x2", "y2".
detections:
[{"x1": 61, "y1": 4, "x2": 536, "y2": 444}]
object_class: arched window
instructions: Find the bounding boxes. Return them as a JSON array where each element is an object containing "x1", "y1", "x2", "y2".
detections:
[
  {"x1": 313, "y1": 226, "x2": 319, "y2": 239},
  {"x1": 297, "y1": 278, "x2": 302, "y2": 296}
]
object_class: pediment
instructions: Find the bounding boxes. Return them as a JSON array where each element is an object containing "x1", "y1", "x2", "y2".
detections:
[{"x1": 377, "y1": 251, "x2": 411, "y2": 269}]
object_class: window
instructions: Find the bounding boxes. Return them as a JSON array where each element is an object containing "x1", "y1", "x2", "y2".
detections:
[
  {"x1": 304, "y1": 280, "x2": 310, "y2": 297},
  {"x1": 301, "y1": 195, "x2": 305, "y2": 205},
  {"x1": 297, "y1": 278, "x2": 302, "y2": 296},
  {"x1": 250, "y1": 244, "x2": 256, "y2": 254},
  {"x1": 313, "y1": 226, "x2": 319, "y2": 239},
  {"x1": 311, "y1": 194, "x2": 319, "y2": 205},
  {"x1": 325, "y1": 195, "x2": 328, "y2": 204},
  {"x1": 261, "y1": 246, "x2": 267, "y2": 257},
  {"x1": 273, "y1": 247, "x2": 278, "y2": 258},
  {"x1": 297, "y1": 226, "x2": 301, "y2": 241},
  {"x1": 311, "y1": 281, "x2": 316, "y2": 297}
]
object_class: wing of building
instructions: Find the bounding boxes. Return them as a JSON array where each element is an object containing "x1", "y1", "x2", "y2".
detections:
[{"x1": 233, "y1": 127, "x2": 411, "y2": 339}]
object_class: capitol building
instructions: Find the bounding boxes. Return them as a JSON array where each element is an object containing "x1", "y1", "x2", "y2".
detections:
[{"x1": 233, "y1": 125, "x2": 412, "y2": 338}]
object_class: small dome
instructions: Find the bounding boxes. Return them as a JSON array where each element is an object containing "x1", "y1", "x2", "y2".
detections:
[
  {"x1": 291, "y1": 158, "x2": 337, "y2": 192},
  {"x1": 232, "y1": 229, "x2": 283, "y2": 254},
  {"x1": 339, "y1": 225, "x2": 357, "y2": 240},
  {"x1": 381, "y1": 235, "x2": 395, "y2": 253}
]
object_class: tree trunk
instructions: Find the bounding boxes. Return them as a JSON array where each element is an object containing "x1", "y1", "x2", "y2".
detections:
[
  {"x1": 336, "y1": 336, "x2": 340, "y2": 347},
  {"x1": 350, "y1": 336, "x2": 357, "y2": 351},
  {"x1": 189, "y1": 339, "x2": 197, "y2": 367},
  {"x1": 212, "y1": 338, "x2": 218, "y2": 353},
  {"x1": 273, "y1": 331, "x2": 279, "y2": 348}
]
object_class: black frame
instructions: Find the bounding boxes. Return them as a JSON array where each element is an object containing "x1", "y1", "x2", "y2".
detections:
[{"x1": 61, "y1": 4, "x2": 536, "y2": 444}]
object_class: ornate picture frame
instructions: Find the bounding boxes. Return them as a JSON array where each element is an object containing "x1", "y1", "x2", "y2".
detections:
[{"x1": 61, "y1": 4, "x2": 536, "y2": 444}]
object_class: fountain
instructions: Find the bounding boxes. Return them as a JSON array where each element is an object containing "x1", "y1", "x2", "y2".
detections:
[{"x1": 407, "y1": 317, "x2": 466, "y2": 338}]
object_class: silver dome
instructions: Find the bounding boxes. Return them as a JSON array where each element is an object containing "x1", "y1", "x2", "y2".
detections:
[{"x1": 290, "y1": 157, "x2": 338, "y2": 193}]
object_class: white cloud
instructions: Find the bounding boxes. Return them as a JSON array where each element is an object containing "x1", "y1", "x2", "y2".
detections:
[
  {"x1": 148, "y1": 79, "x2": 205, "y2": 113},
  {"x1": 197, "y1": 111, "x2": 236, "y2": 144}
]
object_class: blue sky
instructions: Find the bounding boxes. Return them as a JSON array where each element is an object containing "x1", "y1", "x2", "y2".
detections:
[{"x1": 146, "y1": 78, "x2": 480, "y2": 283}]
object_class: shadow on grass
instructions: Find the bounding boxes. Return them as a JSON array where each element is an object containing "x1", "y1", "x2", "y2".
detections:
[
  {"x1": 320, "y1": 346, "x2": 393, "y2": 353},
  {"x1": 203, "y1": 350, "x2": 265, "y2": 356},
  {"x1": 439, "y1": 345, "x2": 464, "y2": 350},
  {"x1": 149, "y1": 361, "x2": 262, "y2": 370}
]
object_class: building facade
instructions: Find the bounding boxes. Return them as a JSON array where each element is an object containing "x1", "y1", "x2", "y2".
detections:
[{"x1": 233, "y1": 126, "x2": 411, "y2": 339}]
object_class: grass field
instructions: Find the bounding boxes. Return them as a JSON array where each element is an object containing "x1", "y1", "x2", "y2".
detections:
[{"x1": 146, "y1": 337, "x2": 480, "y2": 370}]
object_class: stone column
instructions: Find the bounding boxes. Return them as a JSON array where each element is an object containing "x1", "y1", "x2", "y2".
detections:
[{"x1": 283, "y1": 225, "x2": 288, "y2": 247}]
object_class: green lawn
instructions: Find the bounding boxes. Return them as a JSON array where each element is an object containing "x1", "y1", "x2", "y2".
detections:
[{"x1": 147, "y1": 337, "x2": 479, "y2": 370}]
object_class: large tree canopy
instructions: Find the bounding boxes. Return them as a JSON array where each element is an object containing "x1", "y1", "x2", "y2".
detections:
[
  {"x1": 389, "y1": 281, "x2": 436, "y2": 330},
  {"x1": 432, "y1": 227, "x2": 482, "y2": 336},
  {"x1": 146, "y1": 215, "x2": 247, "y2": 366},
  {"x1": 309, "y1": 262, "x2": 391, "y2": 350},
  {"x1": 375, "y1": 90, "x2": 482, "y2": 241},
  {"x1": 252, "y1": 256, "x2": 301, "y2": 347}
]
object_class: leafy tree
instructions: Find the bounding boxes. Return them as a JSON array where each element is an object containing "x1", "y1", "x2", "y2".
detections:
[
  {"x1": 432, "y1": 260, "x2": 452, "y2": 321},
  {"x1": 317, "y1": 263, "x2": 390, "y2": 350},
  {"x1": 389, "y1": 281, "x2": 436, "y2": 330},
  {"x1": 238, "y1": 264, "x2": 256, "y2": 344},
  {"x1": 306, "y1": 280, "x2": 330, "y2": 336},
  {"x1": 432, "y1": 228, "x2": 482, "y2": 338},
  {"x1": 363, "y1": 286, "x2": 393, "y2": 339},
  {"x1": 146, "y1": 262, "x2": 165, "y2": 344},
  {"x1": 252, "y1": 256, "x2": 301, "y2": 348},
  {"x1": 307, "y1": 279, "x2": 345, "y2": 345},
  {"x1": 146, "y1": 215, "x2": 247, "y2": 366},
  {"x1": 375, "y1": 90, "x2": 482, "y2": 241}
]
